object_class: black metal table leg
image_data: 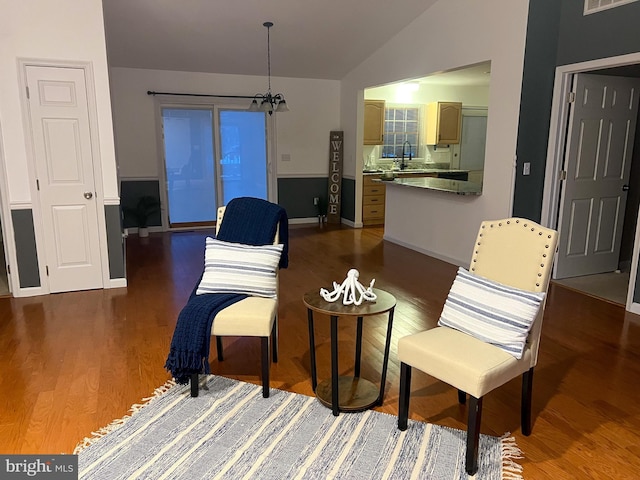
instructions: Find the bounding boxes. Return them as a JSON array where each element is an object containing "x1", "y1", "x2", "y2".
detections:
[
  {"x1": 354, "y1": 316, "x2": 363, "y2": 378},
  {"x1": 307, "y1": 308, "x2": 317, "y2": 392},
  {"x1": 377, "y1": 306, "x2": 395, "y2": 405},
  {"x1": 303, "y1": 288, "x2": 396, "y2": 415},
  {"x1": 331, "y1": 315, "x2": 339, "y2": 416}
]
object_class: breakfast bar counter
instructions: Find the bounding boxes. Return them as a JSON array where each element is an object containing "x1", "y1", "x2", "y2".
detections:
[{"x1": 375, "y1": 176, "x2": 482, "y2": 196}]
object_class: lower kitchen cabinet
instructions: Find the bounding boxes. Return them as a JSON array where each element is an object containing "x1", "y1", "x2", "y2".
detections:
[{"x1": 362, "y1": 175, "x2": 385, "y2": 225}]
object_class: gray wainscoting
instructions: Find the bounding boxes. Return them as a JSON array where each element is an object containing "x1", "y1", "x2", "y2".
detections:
[
  {"x1": 278, "y1": 177, "x2": 328, "y2": 218},
  {"x1": 120, "y1": 177, "x2": 357, "y2": 224},
  {"x1": 120, "y1": 180, "x2": 163, "y2": 228},
  {"x1": 11, "y1": 209, "x2": 40, "y2": 288},
  {"x1": 105, "y1": 204, "x2": 126, "y2": 279},
  {"x1": 277, "y1": 177, "x2": 355, "y2": 222}
]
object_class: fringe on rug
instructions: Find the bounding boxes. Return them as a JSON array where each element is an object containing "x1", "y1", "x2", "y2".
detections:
[
  {"x1": 73, "y1": 379, "x2": 177, "y2": 455},
  {"x1": 500, "y1": 433, "x2": 524, "y2": 480}
]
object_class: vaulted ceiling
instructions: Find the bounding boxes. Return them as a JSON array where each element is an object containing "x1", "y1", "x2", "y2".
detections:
[{"x1": 101, "y1": 0, "x2": 439, "y2": 80}]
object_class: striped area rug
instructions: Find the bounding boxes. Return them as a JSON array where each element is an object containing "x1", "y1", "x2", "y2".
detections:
[{"x1": 75, "y1": 376, "x2": 523, "y2": 479}]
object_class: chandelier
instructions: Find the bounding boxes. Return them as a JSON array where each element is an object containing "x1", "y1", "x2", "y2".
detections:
[{"x1": 249, "y1": 22, "x2": 289, "y2": 115}]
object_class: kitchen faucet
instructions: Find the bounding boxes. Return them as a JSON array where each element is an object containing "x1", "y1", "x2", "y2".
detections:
[{"x1": 400, "y1": 141, "x2": 412, "y2": 170}]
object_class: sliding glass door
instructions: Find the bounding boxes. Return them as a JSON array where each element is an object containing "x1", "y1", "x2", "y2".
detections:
[
  {"x1": 162, "y1": 108, "x2": 216, "y2": 227},
  {"x1": 218, "y1": 109, "x2": 268, "y2": 204},
  {"x1": 160, "y1": 106, "x2": 270, "y2": 229}
]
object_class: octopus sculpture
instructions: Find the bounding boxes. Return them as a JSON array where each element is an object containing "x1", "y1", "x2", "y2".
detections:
[{"x1": 319, "y1": 268, "x2": 377, "y2": 305}]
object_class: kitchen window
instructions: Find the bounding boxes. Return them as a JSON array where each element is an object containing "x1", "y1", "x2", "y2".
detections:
[{"x1": 382, "y1": 106, "x2": 420, "y2": 158}]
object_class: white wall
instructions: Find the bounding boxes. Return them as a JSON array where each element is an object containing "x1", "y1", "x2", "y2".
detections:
[
  {"x1": 109, "y1": 67, "x2": 341, "y2": 180},
  {"x1": 341, "y1": 0, "x2": 529, "y2": 265},
  {"x1": 0, "y1": 0, "x2": 118, "y2": 296},
  {"x1": 0, "y1": 0, "x2": 118, "y2": 203},
  {"x1": 366, "y1": 83, "x2": 489, "y2": 108}
]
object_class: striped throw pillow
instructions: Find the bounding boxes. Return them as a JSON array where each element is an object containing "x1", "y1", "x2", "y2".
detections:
[
  {"x1": 437, "y1": 267, "x2": 545, "y2": 359},
  {"x1": 196, "y1": 238, "x2": 283, "y2": 298}
]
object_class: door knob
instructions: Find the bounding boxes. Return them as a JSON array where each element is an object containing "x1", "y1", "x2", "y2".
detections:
[
  {"x1": 84, "y1": 192, "x2": 93, "y2": 199},
  {"x1": 623, "y1": 185, "x2": 630, "y2": 192}
]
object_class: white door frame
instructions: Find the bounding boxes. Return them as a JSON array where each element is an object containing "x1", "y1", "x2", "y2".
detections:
[
  {"x1": 0, "y1": 120, "x2": 17, "y2": 295},
  {"x1": 18, "y1": 59, "x2": 109, "y2": 295},
  {"x1": 541, "y1": 51, "x2": 640, "y2": 312}
]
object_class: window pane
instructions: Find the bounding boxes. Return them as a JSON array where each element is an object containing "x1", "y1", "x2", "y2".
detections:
[
  {"x1": 219, "y1": 110, "x2": 268, "y2": 204},
  {"x1": 162, "y1": 108, "x2": 216, "y2": 225},
  {"x1": 382, "y1": 106, "x2": 421, "y2": 158}
]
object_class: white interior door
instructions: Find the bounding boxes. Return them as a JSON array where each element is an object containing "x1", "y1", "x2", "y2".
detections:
[
  {"x1": 26, "y1": 65, "x2": 103, "y2": 292},
  {"x1": 555, "y1": 73, "x2": 640, "y2": 279}
]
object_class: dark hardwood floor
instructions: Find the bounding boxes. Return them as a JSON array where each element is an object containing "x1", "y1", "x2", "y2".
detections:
[{"x1": 1, "y1": 224, "x2": 639, "y2": 478}]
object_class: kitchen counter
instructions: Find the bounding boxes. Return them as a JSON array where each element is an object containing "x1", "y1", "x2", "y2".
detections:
[
  {"x1": 363, "y1": 168, "x2": 468, "y2": 176},
  {"x1": 375, "y1": 176, "x2": 482, "y2": 196}
]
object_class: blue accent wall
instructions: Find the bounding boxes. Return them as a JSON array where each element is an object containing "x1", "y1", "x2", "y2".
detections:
[
  {"x1": 514, "y1": 0, "x2": 640, "y2": 221},
  {"x1": 512, "y1": 0, "x2": 562, "y2": 221}
]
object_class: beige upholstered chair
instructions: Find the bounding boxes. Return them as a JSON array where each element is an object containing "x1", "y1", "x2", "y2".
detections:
[
  {"x1": 190, "y1": 206, "x2": 280, "y2": 398},
  {"x1": 397, "y1": 218, "x2": 558, "y2": 475}
]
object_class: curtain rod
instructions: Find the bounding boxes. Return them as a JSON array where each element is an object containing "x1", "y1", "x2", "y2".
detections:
[{"x1": 146, "y1": 90, "x2": 255, "y2": 99}]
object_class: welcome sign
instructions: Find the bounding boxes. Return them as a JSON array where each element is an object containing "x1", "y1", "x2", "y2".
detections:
[{"x1": 327, "y1": 131, "x2": 343, "y2": 224}]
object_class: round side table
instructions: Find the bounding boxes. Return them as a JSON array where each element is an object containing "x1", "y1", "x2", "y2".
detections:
[{"x1": 303, "y1": 288, "x2": 397, "y2": 416}]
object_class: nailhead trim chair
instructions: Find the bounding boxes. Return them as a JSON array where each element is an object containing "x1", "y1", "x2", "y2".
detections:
[
  {"x1": 190, "y1": 206, "x2": 280, "y2": 398},
  {"x1": 397, "y1": 218, "x2": 558, "y2": 475}
]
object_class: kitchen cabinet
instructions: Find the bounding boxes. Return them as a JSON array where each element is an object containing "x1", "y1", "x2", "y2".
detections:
[
  {"x1": 425, "y1": 102, "x2": 462, "y2": 145},
  {"x1": 362, "y1": 175, "x2": 386, "y2": 225},
  {"x1": 364, "y1": 100, "x2": 385, "y2": 145}
]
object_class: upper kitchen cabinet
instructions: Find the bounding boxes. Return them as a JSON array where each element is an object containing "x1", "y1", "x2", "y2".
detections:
[
  {"x1": 364, "y1": 100, "x2": 385, "y2": 145},
  {"x1": 425, "y1": 101, "x2": 462, "y2": 145}
]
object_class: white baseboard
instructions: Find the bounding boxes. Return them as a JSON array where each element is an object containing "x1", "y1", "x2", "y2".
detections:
[
  {"x1": 619, "y1": 260, "x2": 631, "y2": 272},
  {"x1": 341, "y1": 218, "x2": 360, "y2": 228},
  {"x1": 108, "y1": 278, "x2": 127, "y2": 289},
  {"x1": 382, "y1": 233, "x2": 465, "y2": 267},
  {"x1": 127, "y1": 226, "x2": 164, "y2": 235},
  {"x1": 13, "y1": 285, "x2": 47, "y2": 298},
  {"x1": 289, "y1": 217, "x2": 323, "y2": 225},
  {"x1": 289, "y1": 217, "x2": 360, "y2": 228}
]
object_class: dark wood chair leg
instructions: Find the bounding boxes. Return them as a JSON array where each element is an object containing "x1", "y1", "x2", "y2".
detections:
[
  {"x1": 458, "y1": 389, "x2": 466, "y2": 405},
  {"x1": 190, "y1": 373, "x2": 199, "y2": 397},
  {"x1": 272, "y1": 315, "x2": 278, "y2": 363},
  {"x1": 398, "y1": 362, "x2": 412, "y2": 431},
  {"x1": 466, "y1": 395, "x2": 483, "y2": 476},
  {"x1": 216, "y1": 336, "x2": 224, "y2": 361},
  {"x1": 522, "y1": 367, "x2": 534, "y2": 435},
  {"x1": 261, "y1": 336, "x2": 270, "y2": 398}
]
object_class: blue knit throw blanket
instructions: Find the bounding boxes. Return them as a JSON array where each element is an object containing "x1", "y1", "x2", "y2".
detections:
[{"x1": 164, "y1": 197, "x2": 288, "y2": 384}]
